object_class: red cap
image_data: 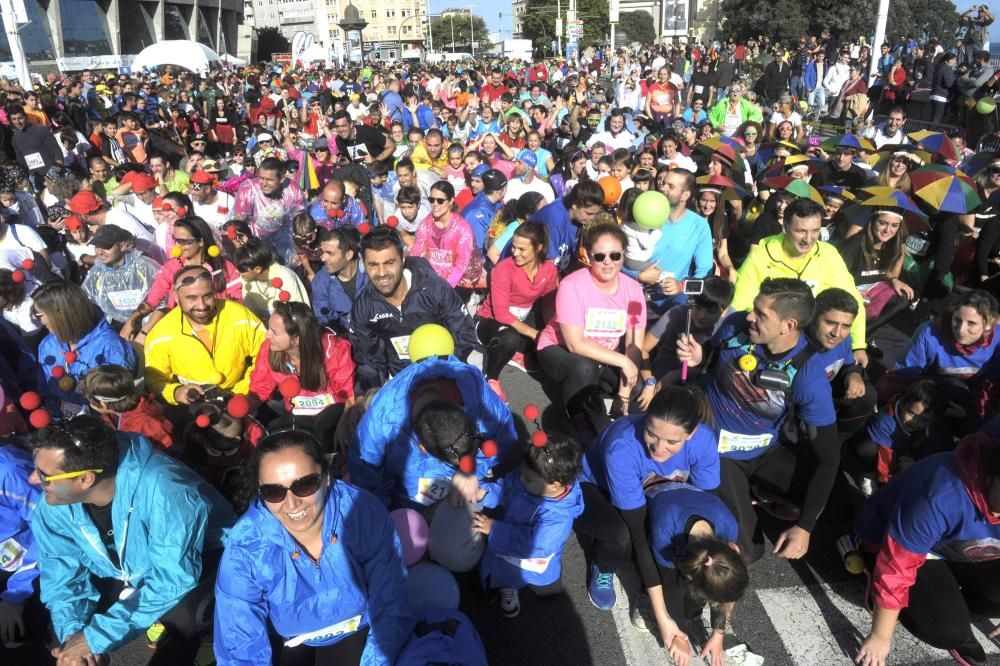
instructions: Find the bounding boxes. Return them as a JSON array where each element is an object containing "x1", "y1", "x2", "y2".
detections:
[
  {"x1": 191, "y1": 170, "x2": 217, "y2": 185},
  {"x1": 64, "y1": 215, "x2": 83, "y2": 231},
  {"x1": 129, "y1": 173, "x2": 158, "y2": 193},
  {"x1": 68, "y1": 191, "x2": 104, "y2": 215}
]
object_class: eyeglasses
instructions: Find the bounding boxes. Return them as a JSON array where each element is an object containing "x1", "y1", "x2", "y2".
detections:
[
  {"x1": 37, "y1": 468, "x2": 104, "y2": 485},
  {"x1": 189, "y1": 182, "x2": 205, "y2": 191},
  {"x1": 173, "y1": 269, "x2": 212, "y2": 288},
  {"x1": 744, "y1": 131, "x2": 758, "y2": 136},
  {"x1": 989, "y1": 166, "x2": 1000, "y2": 175},
  {"x1": 172, "y1": 236, "x2": 200, "y2": 245},
  {"x1": 591, "y1": 251, "x2": 623, "y2": 263},
  {"x1": 259, "y1": 472, "x2": 323, "y2": 503},
  {"x1": 428, "y1": 196, "x2": 450, "y2": 204}
]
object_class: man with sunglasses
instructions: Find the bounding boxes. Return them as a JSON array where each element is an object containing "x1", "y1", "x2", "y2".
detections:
[
  {"x1": 707, "y1": 81, "x2": 763, "y2": 138},
  {"x1": 350, "y1": 227, "x2": 477, "y2": 391},
  {"x1": 188, "y1": 169, "x2": 234, "y2": 230},
  {"x1": 811, "y1": 141, "x2": 868, "y2": 189},
  {"x1": 29, "y1": 416, "x2": 235, "y2": 665},
  {"x1": 144, "y1": 263, "x2": 266, "y2": 405}
]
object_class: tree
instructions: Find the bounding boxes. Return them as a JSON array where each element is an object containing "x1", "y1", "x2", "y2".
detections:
[
  {"x1": 520, "y1": 0, "x2": 609, "y2": 51},
  {"x1": 884, "y1": 0, "x2": 961, "y2": 43},
  {"x1": 256, "y1": 27, "x2": 290, "y2": 63},
  {"x1": 618, "y1": 10, "x2": 656, "y2": 44},
  {"x1": 430, "y1": 14, "x2": 493, "y2": 53}
]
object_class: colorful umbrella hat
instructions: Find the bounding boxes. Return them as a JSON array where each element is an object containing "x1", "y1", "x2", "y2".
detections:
[
  {"x1": 759, "y1": 176, "x2": 826, "y2": 205},
  {"x1": 911, "y1": 173, "x2": 982, "y2": 214},
  {"x1": 761, "y1": 154, "x2": 824, "y2": 179},
  {"x1": 961, "y1": 151, "x2": 1000, "y2": 178},
  {"x1": 910, "y1": 164, "x2": 976, "y2": 191},
  {"x1": 908, "y1": 130, "x2": 960, "y2": 162},
  {"x1": 816, "y1": 185, "x2": 858, "y2": 204},
  {"x1": 696, "y1": 174, "x2": 750, "y2": 202},
  {"x1": 820, "y1": 133, "x2": 875, "y2": 154}
]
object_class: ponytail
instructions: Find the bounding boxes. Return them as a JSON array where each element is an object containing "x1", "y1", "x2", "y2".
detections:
[{"x1": 677, "y1": 537, "x2": 749, "y2": 604}]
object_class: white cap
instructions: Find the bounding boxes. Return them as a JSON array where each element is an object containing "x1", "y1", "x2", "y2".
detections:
[{"x1": 257, "y1": 132, "x2": 274, "y2": 142}]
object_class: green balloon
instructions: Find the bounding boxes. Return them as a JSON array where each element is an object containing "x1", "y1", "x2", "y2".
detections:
[
  {"x1": 632, "y1": 191, "x2": 671, "y2": 230},
  {"x1": 977, "y1": 97, "x2": 997, "y2": 115}
]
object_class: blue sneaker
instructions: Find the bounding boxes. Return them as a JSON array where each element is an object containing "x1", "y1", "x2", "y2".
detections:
[{"x1": 588, "y1": 564, "x2": 616, "y2": 610}]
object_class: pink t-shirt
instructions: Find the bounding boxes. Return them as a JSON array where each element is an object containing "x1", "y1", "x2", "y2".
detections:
[{"x1": 537, "y1": 267, "x2": 647, "y2": 352}]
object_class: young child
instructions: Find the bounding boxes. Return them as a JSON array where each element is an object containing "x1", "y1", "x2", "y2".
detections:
[
  {"x1": 445, "y1": 144, "x2": 467, "y2": 192},
  {"x1": 80, "y1": 364, "x2": 175, "y2": 453},
  {"x1": 473, "y1": 435, "x2": 584, "y2": 618},
  {"x1": 610, "y1": 148, "x2": 634, "y2": 191},
  {"x1": 234, "y1": 238, "x2": 309, "y2": 322},
  {"x1": 619, "y1": 187, "x2": 662, "y2": 273},
  {"x1": 182, "y1": 399, "x2": 265, "y2": 506}
]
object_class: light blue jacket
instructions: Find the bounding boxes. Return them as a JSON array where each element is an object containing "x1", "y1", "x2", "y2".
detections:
[
  {"x1": 350, "y1": 356, "x2": 517, "y2": 509},
  {"x1": 0, "y1": 444, "x2": 41, "y2": 604},
  {"x1": 214, "y1": 481, "x2": 413, "y2": 665},
  {"x1": 32, "y1": 434, "x2": 235, "y2": 654}
]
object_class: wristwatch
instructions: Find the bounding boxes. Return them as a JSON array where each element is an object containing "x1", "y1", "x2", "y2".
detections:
[{"x1": 643, "y1": 377, "x2": 657, "y2": 387}]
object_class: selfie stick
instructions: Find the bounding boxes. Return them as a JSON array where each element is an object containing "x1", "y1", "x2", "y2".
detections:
[{"x1": 681, "y1": 306, "x2": 692, "y2": 385}]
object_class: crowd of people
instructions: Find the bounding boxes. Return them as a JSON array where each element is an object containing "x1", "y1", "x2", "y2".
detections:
[{"x1": 0, "y1": 16, "x2": 999, "y2": 666}]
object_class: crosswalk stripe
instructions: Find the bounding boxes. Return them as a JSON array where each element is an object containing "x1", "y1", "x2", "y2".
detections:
[{"x1": 756, "y1": 581, "x2": 1000, "y2": 665}]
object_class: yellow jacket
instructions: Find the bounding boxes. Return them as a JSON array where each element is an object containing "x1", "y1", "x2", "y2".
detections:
[
  {"x1": 732, "y1": 234, "x2": 867, "y2": 349},
  {"x1": 144, "y1": 299, "x2": 266, "y2": 404},
  {"x1": 410, "y1": 143, "x2": 449, "y2": 172}
]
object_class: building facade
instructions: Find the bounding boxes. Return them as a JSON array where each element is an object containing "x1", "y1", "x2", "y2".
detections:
[
  {"x1": 322, "y1": 0, "x2": 427, "y2": 62},
  {"x1": 2, "y1": 0, "x2": 244, "y2": 70}
]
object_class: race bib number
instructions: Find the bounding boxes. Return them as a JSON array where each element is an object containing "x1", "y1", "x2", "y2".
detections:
[
  {"x1": 429, "y1": 248, "x2": 454, "y2": 265},
  {"x1": 0, "y1": 537, "x2": 27, "y2": 572},
  {"x1": 390, "y1": 335, "x2": 411, "y2": 360},
  {"x1": 508, "y1": 305, "x2": 531, "y2": 321},
  {"x1": 60, "y1": 401, "x2": 87, "y2": 420},
  {"x1": 24, "y1": 152, "x2": 44, "y2": 170},
  {"x1": 285, "y1": 614, "x2": 363, "y2": 648},
  {"x1": 718, "y1": 429, "x2": 773, "y2": 454},
  {"x1": 820, "y1": 227, "x2": 831, "y2": 242},
  {"x1": 107, "y1": 289, "x2": 144, "y2": 310},
  {"x1": 584, "y1": 308, "x2": 628, "y2": 338},
  {"x1": 291, "y1": 393, "x2": 335, "y2": 415},
  {"x1": 498, "y1": 553, "x2": 555, "y2": 574},
  {"x1": 414, "y1": 477, "x2": 452, "y2": 506}
]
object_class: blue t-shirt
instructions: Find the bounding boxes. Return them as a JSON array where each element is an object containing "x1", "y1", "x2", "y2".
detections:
[
  {"x1": 581, "y1": 414, "x2": 720, "y2": 510},
  {"x1": 895, "y1": 321, "x2": 1000, "y2": 380},
  {"x1": 648, "y1": 483, "x2": 739, "y2": 568},
  {"x1": 810, "y1": 334, "x2": 855, "y2": 380},
  {"x1": 855, "y1": 450, "x2": 1000, "y2": 562},
  {"x1": 528, "y1": 199, "x2": 578, "y2": 272},
  {"x1": 704, "y1": 312, "x2": 836, "y2": 460}
]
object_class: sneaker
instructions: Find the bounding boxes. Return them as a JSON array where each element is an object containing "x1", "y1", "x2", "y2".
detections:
[
  {"x1": 500, "y1": 588, "x2": 521, "y2": 618},
  {"x1": 487, "y1": 379, "x2": 509, "y2": 403},
  {"x1": 858, "y1": 473, "x2": 877, "y2": 497},
  {"x1": 588, "y1": 564, "x2": 617, "y2": 610},
  {"x1": 630, "y1": 593, "x2": 652, "y2": 632},
  {"x1": 949, "y1": 635, "x2": 986, "y2": 666},
  {"x1": 507, "y1": 352, "x2": 527, "y2": 373}
]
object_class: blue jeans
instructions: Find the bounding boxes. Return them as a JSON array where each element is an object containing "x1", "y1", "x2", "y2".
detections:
[
  {"x1": 808, "y1": 87, "x2": 828, "y2": 114},
  {"x1": 789, "y1": 75, "x2": 804, "y2": 100}
]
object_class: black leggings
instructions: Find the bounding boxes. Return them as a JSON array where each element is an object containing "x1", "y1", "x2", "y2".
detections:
[
  {"x1": 865, "y1": 556, "x2": 1000, "y2": 651},
  {"x1": 94, "y1": 548, "x2": 223, "y2": 664},
  {"x1": 273, "y1": 626, "x2": 370, "y2": 666},
  {"x1": 832, "y1": 372, "x2": 877, "y2": 444},
  {"x1": 475, "y1": 315, "x2": 535, "y2": 380},
  {"x1": 538, "y1": 344, "x2": 620, "y2": 432},
  {"x1": 573, "y1": 482, "x2": 633, "y2": 571}
]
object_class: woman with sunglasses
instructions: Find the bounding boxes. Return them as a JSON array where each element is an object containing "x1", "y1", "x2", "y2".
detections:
[
  {"x1": 122, "y1": 216, "x2": 241, "y2": 342},
  {"x1": 215, "y1": 429, "x2": 413, "y2": 665},
  {"x1": 34, "y1": 280, "x2": 138, "y2": 416},
  {"x1": 410, "y1": 182, "x2": 481, "y2": 289},
  {"x1": 537, "y1": 223, "x2": 646, "y2": 441},
  {"x1": 874, "y1": 147, "x2": 916, "y2": 193},
  {"x1": 247, "y1": 302, "x2": 354, "y2": 447},
  {"x1": 737, "y1": 121, "x2": 764, "y2": 174}
]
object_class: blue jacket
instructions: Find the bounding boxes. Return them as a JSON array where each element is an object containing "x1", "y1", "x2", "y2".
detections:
[
  {"x1": 312, "y1": 264, "x2": 369, "y2": 334},
  {"x1": 214, "y1": 481, "x2": 413, "y2": 666},
  {"x1": 350, "y1": 355, "x2": 517, "y2": 509},
  {"x1": 803, "y1": 61, "x2": 819, "y2": 92},
  {"x1": 38, "y1": 318, "x2": 137, "y2": 413},
  {"x1": 460, "y1": 192, "x2": 503, "y2": 251},
  {"x1": 0, "y1": 444, "x2": 41, "y2": 604},
  {"x1": 527, "y1": 198, "x2": 578, "y2": 272},
  {"x1": 396, "y1": 608, "x2": 487, "y2": 666},
  {"x1": 32, "y1": 434, "x2": 235, "y2": 654},
  {"x1": 479, "y1": 471, "x2": 584, "y2": 589},
  {"x1": 308, "y1": 195, "x2": 367, "y2": 228}
]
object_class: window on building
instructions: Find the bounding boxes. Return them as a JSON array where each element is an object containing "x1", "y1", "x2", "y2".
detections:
[
  {"x1": 197, "y1": 6, "x2": 218, "y2": 50},
  {"x1": 386, "y1": 9, "x2": 395, "y2": 17},
  {"x1": 119, "y1": 0, "x2": 157, "y2": 54},
  {"x1": 388, "y1": 25, "x2": 396, "y2": 34},
  {"x1": 370, "y1": 10, "x2": 377, "y2": 18},
  {"x1": 164, "y1": 3, "x2": 191, "y2": 40},
  {"x1": 0, "y1": 0, "x2": 54, "y2": 61},
  {"x1": 401, "y1": 9, "x2": 409, "y2": 16},
  {"x1": 58, "y1": 0, "x2": 113, "y2": 57}
]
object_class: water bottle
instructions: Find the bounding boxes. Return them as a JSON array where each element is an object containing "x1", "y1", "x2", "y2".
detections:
[{"x1": 837, "y1": 535, "x2": 865, "y2": 575}]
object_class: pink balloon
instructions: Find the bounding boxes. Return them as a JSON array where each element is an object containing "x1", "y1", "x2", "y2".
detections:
[{"x1": 390, "y1": 508, "x2": 429, "y2": 566}]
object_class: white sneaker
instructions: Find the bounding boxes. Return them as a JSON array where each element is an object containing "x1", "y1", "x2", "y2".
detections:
[
  {"x1": 630, "y1": 593, "x2": 652, "y2": 633},
  {"x1": 500, "y1": 588, "x2": 520, "y2": 618}
]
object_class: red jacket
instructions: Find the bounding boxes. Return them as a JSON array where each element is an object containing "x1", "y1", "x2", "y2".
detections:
[
  {"x1": 102, "y1": 395, "x2": 175, "y2": 452},
  {"x1": 248, "y1": 331, "x2": 355, "y2": 412}
]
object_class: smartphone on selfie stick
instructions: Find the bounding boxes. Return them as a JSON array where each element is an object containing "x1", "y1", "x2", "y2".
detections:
[{"x1": 680, "y1": 279, "x2": 705, "y2": 384}]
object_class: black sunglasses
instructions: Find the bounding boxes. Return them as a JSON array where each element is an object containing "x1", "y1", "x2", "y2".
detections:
[
  {"x1": 428, "y1": 196, "x2": 450, "y2": 204},
  {"x1": 173, "y1": 269, "x2": 212, "y2": 288},
  {"x1": 591, "y1": 251, "x2": 623, "y2": 263},
  {"x1": 990, "y1": 166, "x2": 1000, "y2": 175},
  {"x1": 259, "y1": 473, "x2": 323, "y2": 504}
]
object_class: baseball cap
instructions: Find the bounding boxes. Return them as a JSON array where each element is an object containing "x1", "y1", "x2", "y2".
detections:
[
  {"x1": 256, "y1": 132, "x2": 274, "y2": 142},
  {"x1": 68, "y1": 191, "x2": 105, "y2": 215},
  {"x1": 470, "y1": 164, "x2": 490, "y2": 179},
  {"x1": 91, "y1": 224, "x2": 134, "y2": 248},
  {"x1": 481, "y1": 169, "x2": 508, "y2": 193},
  {"x1": 313, "y1": 137, "x2": 329, "y2": 150},
  {"x1": 191, "y1": 170, "x2": 218, "y2": 185},
  {"x1": 190, "y1": 133, "x2": 208, "y2": 144},
  {"x1": 129, "y1": 172, "x2": 158, "y2": 193},
  {"x1": 516, "y1": 150, "x2": 538, "y2": 170}
]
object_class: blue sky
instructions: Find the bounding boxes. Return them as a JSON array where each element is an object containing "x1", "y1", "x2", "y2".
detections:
[{"x1": 431, "y1": 0, "x2": 987, "y2": 41}]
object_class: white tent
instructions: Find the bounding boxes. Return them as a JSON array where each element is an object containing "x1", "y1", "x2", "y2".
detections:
[
  {"x1": 131, "y1": 40, "x2": 220, "y2": 74},
  {"x1": 218, "y1": 53, "x2": 247, "y2": 68}
]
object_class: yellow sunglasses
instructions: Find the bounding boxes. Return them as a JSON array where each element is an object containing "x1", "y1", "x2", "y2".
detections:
[{"x1": 37, "y1": 468, "x2": 103, "y2": 485}]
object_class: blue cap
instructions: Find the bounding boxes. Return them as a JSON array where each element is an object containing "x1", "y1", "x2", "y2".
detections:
[
  {"x1": 516, "y1": 149, "x2": 538, "y2": 169},
  {"x1": 470, "y1": 164, "x2": 490, "y2": 179}
]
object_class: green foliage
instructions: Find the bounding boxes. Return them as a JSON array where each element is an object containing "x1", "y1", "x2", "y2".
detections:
[
  {"x1": 618, "y1": 10, "x2": 656, "y2": 44},
  {"x1": 430, "y1": 14, "x2": 493, "y2": 53},
  {"x1": 520, "y1": 0, "x2": 609, "y2": 51},
  {"x1": 720, "y1": 0, "x2": 960, "y2": 46},
  {"x1": 256, "y1": 27, "x2": 290, "y2": 63}
]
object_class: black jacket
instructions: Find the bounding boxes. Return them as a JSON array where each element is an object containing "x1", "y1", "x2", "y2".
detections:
[{"x1": 349, "y1": 256, "x2": 477, "y2": 391}]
